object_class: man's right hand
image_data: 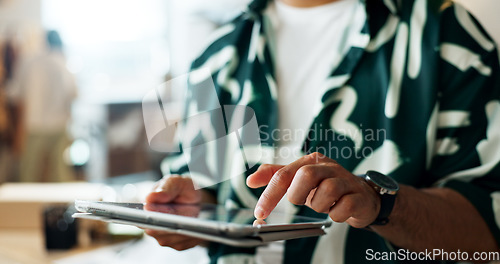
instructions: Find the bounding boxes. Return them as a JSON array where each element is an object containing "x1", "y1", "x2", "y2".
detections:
[{"x1": 144, "y1": 175, "x2": 206, "y2": 251}]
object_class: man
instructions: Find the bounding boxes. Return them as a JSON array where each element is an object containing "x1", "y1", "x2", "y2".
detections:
[
  {"x1": 146, "y1": 0, "x2": 500, "y2": 263},
  {"x1": 9, "y1": 30, "x2": 77, "y2": 182}
]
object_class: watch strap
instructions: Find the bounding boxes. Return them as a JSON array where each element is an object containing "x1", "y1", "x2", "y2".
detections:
[{"x1": 370, "y1": 191, "x2": 396, "y2": 225}]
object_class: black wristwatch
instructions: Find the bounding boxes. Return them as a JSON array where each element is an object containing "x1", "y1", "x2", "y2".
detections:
[{"x1": 362, "y1": 170, "x2": 399, "y2": 226}]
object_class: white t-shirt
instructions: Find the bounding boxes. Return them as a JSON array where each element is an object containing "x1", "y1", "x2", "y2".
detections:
[
  {"x1": 256, "y1": 1, "x2": 360, "y2": 263},
  {"x1": 271, "y1": 0, "x2": 360, "y2": 166}
]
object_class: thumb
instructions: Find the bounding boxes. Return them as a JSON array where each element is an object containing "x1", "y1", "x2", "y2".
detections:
[{"x1": 146, "y1": 176, "x2": 198, "y2": 204}]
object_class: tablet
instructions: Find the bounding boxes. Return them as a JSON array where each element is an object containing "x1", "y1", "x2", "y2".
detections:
[
  {"x1": 74, "y1": 201, "x2": 331, "y2": 239},
  {"x1": 73, "y1": 212, "x2": 328, "y2": 247}
]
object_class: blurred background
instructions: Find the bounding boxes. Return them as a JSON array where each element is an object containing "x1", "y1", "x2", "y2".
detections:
[
  {"x1": 0, "y1": 0, "x2": 250, "y2": 263},
  {"x1": 0, "y1": 0, "x2": 499, "y2": 263},
  {"x1": 0, "y1": 0, "x2": 250, "y2": 185}
]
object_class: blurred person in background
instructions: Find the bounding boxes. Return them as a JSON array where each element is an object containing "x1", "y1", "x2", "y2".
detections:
[
  {"x1": 0, "y1": 34, "x2": 20, "y2": 183},
  {"x1": 145, "y1": 0, "x2": 500, "y2": 263},
  {"x1": 9, "y1": 30, "x2": 77, "y2": 182}
]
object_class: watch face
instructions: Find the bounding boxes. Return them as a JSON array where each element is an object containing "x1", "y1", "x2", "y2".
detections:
[{"x1": 366, "y1": 171, "x2": 399, "y2": 192}]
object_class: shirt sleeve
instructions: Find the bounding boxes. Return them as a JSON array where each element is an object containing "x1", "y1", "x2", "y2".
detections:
[
  {"x1": 159, "y1": 81, "x2": 225, "y2": 198},
  {"x1": 159, "y1": 21, "x2": 244, "y2": 199},
  {"x1": 430, "y1": 2, "x2": 500, "y2": 244}
]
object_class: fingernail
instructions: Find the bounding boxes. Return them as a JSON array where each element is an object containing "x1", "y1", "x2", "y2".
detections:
[
  {"x1": 246, "y1": 176, "x2": 253, "y2": 186},
  {"x1": 254, "y1": 206, "x2": 266, "y2": 219}
]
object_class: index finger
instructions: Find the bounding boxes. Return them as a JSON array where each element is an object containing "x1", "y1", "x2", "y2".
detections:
[
  {"x1": 247, "y1": 164, "x2": 284, "y2": 188},
  {"x1": 254, "y1": 153, "x2": 327, "y2": 219}
]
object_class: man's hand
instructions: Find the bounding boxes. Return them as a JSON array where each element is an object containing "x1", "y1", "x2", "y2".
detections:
[
  {"x1": 146, "y1": 175, "x2": 202, "y2": 204},
  {"x1": 144, "y1": 175, "x2": 205, "y2": 251},
  {"x1": 247, "y1": 152, "x2": 499, "y2": 254},
  {"x1": 247, "y1": 152, "x2": 380, "y2": 228}
]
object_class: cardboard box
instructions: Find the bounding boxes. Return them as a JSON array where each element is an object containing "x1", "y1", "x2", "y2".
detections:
[{"x1": 0, "y1": 182, "x2": 104, "y2": 229}]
